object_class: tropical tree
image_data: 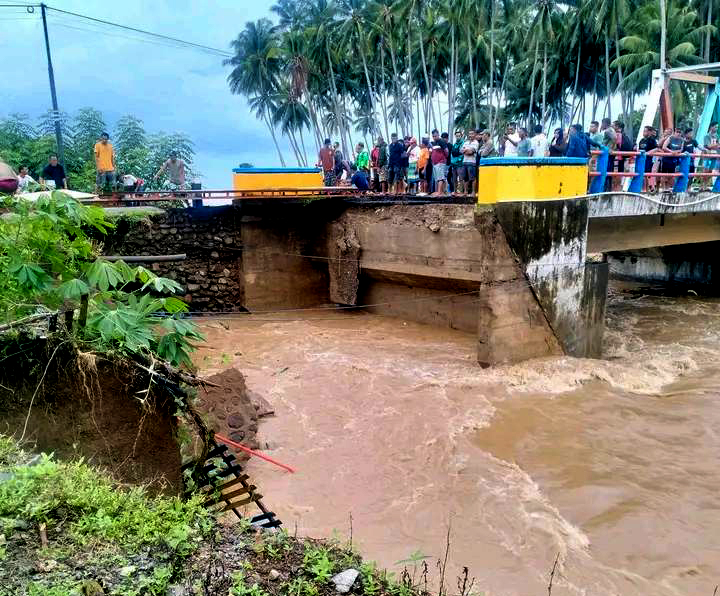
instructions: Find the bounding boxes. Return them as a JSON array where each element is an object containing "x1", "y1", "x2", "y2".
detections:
[
  {"x1": 226, "y1": 19, "x2": 287, "y2": 166},
  {"x1": 224, "y1": 0, "x2": 720, "y2": 162}
]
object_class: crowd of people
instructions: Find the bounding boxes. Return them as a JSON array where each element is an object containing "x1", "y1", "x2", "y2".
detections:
[
  {"x1": 4, "y1": 132, "x2": 190, "y2": 196},
  {"x1": 316, "y1": 117, "x2": 720, "y2": 195}
]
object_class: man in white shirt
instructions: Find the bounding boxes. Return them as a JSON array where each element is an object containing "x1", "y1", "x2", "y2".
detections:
[
  {"x1": 529, "y1": 125, "x2": 549, "y2": 157},
  {"x1": 503, "y1": 123, "x2": 521, "y2": 157},
  {"x1": 16, "y1": 166, "x2": 36, "y2": 192}
]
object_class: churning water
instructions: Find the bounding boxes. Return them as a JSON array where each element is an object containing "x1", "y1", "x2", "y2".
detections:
[{"x1": 196, "y1": 284, "x2": 720, "y2": 595}]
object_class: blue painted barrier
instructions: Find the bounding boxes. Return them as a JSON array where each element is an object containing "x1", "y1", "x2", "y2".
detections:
[
  {"x1": 589, "y1": 148, "x2": 609, "y2": 194},
  {"x1": 628, "y1": 152, "x2": 646, "y2": 193},
  {"x1": 674, "y1": 154, "x2": 691, "y2": 193}
]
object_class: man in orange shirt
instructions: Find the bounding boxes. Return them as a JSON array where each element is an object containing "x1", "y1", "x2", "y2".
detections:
[{"x1": 94, "y1": 132, "x2": 115, "y2": 193}]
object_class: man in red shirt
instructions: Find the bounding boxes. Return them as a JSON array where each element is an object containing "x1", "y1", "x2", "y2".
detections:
[
  {"x1": 429, "y1": 129, "x2": 449, "y2": 196},
  {"x1": 317, "y1": 138, "x2": 335, "y2": 186}
]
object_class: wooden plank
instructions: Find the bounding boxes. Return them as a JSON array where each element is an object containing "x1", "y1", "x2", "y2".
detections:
[
  {"x1": 220, "y1": 494, "x2": 263, "y2": 511},
  {"x1": 214, "y1": 475, "x2": 250, "y2": 491},
  {"x1": 220, "y1": 485, "x2": 257, "y2": 501}
]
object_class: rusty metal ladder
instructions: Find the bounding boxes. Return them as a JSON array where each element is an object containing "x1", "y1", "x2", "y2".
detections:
[{"x1": 182, "y1": 438, "x2": 281, "y2": 529}]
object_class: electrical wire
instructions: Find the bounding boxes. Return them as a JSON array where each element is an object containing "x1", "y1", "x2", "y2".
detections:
[
  {"x1": 47, "y1": 19, "x2": 219, "y2": 54},
  {"x1": 44, "y1": 4, "x2": 232, "y2": 57}
]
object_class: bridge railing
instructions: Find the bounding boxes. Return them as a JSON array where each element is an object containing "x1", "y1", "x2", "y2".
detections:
[{"x1": 589, "y1": 148, "x2": 720, "y2": 194}]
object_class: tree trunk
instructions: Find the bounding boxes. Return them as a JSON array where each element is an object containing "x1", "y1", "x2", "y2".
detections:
[
  {"x1": 423, "y1": 94, "x2": 430, "y2": 135},
  {"x1": 466, "y1": 24, "x2": 479, "y2": 128},
  {"x1": 448, "y1": 25, "x2": 457, "y2": 133},
  {"x1": 706, "y1": 1, "x2": 713, "y2": 63},
  {"x1": 299, "y1": 126, "x2": 308, "y2": 166},
  {"x1": 491, "y1": 55, "x2": 510, "y2": 134},
  {"x1": 416, "y1": 91, "x2": 422, "y2": 139},
  {"x1": 307, "y1": 96, "x2": 323, "y2": 148},
  {"x1": 604, "y1": 33, "x2": 612, "y2": 121},
  {"x1": 358, "y1": 24, "x2": 378, "y2": 137},
  {"x1": 325, "y1": 40, "x2": 348, "y2": 156},
  {"x1": 264, "y1": 113, "x2": 286, "y2": 167},
  {"x1": 418, "y1": 19, "x2": 434, "y2": 133},
  {"x1": 488, "y1": 0, "x2": 496, "y2": 130},
  {"x1": 406, "y1": 5, "x2": 414, "y2": 136},
  {"x1": 541, "y1": 43, "x2": 548, "y2": 128},
  {"x1": 387, "y1": 35, "x2": 404, "y2": 135},
  {"x1": 614, "y1": 30, "x2": 626, "y2": 121},
  {"x1": 569, "y1": 41, "x2": 582, "y2": 127},
  {"x1": 288, "y1": 129, "x2": 303, "y2": 166},
  {"x1": 380, "y1": 43, "x2": 390, "y2": 139},
  {"x1": 527, "y1": 38, "x2": 540, "y2": 126}
]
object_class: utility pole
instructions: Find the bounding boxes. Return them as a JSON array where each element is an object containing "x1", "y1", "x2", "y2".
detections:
[{"x1": 40, "y1": 3, "x2": 65, "y2": 166}]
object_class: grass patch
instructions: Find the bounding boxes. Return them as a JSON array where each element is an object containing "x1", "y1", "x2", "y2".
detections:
[{"x1": 0, "y1": 436, "x2": 211, "y2": 595}]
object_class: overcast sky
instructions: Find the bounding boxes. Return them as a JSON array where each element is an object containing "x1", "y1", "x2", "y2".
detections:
[{"x1": 0, "y1": 0, "x2": 287, "y2": 187}]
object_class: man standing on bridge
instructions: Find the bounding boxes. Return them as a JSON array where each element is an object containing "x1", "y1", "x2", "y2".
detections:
[
  {"x1": 94, "y1": 132, "x2": 115, "y2": 193},
  {"x1": 154, "y1": 151, "x2": 186, "y2": 191},
  {"x1": 317, "y1": 139, "x2": 336, "y2": 186}
]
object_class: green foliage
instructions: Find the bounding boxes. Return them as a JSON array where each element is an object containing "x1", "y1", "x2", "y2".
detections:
[
  {"x1": 0, "y1": 191, "x2": 204, "y2": 368},
  {"x1": 0, "y1": 437, "x2": 213, "y2": 596},
  {"x1": 231, "y1": 571, "x2": 270, "y2": 596},
  {"x1": 285, "y1": 577, "x2": 320, "y2": 596},
  {"x1": 303, "y1": 544, "x2": 335, "y2": 583},
  {"x1": 0, "y1": 109, "x2": 196, "y2": 193},
  {"x1": 0, "y1": 451, "x2": 211, "y2": 551}
]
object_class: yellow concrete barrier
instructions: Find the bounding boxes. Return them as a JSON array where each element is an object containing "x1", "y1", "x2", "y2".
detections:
[
  {"x1": 233, "y1": 168, "x2": 323, "y2": 194},
  {"x1": 477, "y1": 157, "x2": 588, "y2": 204}
]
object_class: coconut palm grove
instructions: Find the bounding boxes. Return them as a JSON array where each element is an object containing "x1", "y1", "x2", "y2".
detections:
[{"x1": 225, "y1": 0, "x2": 717, "y2": 166}]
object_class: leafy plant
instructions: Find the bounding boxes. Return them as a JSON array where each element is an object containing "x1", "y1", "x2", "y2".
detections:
[
  {"x1": 303, "y1": 545, "x2": 335, "y2": 583},
  {"x1": 285, "y1": 577, "x2": 320, "y2": 596},
  {"x1": 0, "y1": 191, "x2": 204, "y2": 368},
  {"x1": 231, "y1": 571, "x2": 270, "y2": 596}
]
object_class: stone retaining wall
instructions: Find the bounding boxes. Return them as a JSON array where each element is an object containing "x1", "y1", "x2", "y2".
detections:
[{"x1": 106, "y1": 207, "x2": 243, "y2": 312}]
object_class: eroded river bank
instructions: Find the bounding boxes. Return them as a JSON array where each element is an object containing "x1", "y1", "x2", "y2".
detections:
[{"x1": 194, "y1": 285, "x2": 720, "y2": 596}]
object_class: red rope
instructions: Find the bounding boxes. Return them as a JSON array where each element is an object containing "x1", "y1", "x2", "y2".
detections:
[{"x1": 215, "y1": 433, "x2": 296, "y2": 473}]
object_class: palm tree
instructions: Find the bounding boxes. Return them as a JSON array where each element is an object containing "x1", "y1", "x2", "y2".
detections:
[
  {"x1": 248, "y1": 93, "x2": 287, "y2": 167},
  {"x1": 338, "y1": 0, "x2": 379, "y2": 137},
  {"x1": 272, "y1": 84, "x2": 312, "y2": 166},
  {"x1": 226, "y1": 19, "x2": 287, "y2": 165},
  {"x1": 529, "y1": 0, "x2": 561, "y2": 128},
  {"x1": 614, "y1": 0, "x2": 712, "y2": 114}
]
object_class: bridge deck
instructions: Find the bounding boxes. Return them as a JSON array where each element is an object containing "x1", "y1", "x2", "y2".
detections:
[{"x1": 85, "y1": 188, "x2": 477, "y2": 207}]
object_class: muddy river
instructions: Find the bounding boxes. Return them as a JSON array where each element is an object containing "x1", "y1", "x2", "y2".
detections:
[{"x1": 195, "y1": 285, "x2": 720, "y2": 596}]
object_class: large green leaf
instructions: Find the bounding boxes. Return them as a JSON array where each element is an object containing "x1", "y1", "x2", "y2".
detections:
[
  {"x1": 142, "y1": 276, "x2": 183, "y2": 294},
  {"x1": 59, "y1": 278, "x2": 90, "y2": 302},
  {"x1": 85, "y1": 259, "x2": 126, "y2": 292},
  {"x1": 9, "y1": 263, "x2": 52, "y2": 291}
]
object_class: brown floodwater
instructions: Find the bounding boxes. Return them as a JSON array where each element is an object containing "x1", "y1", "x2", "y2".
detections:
[{"x1": 195, "y1": 286, "x2": 720, "y2": 596}]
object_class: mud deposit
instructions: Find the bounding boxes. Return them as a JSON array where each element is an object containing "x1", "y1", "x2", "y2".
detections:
[{"x1": 194, "y1": 287, "x2": 720, "y2": 596}]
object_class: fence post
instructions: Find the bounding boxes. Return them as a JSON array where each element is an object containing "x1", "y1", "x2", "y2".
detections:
[
  {"x1": 674, "y1": 153, "x2": 691, "y2": 193},
  {"x1": 78, "y1": 294, "x2": 89, "y2": 329},
  {"x1": 589, "y1": 148, "x2": 609, "y2": 194},
  {"x1": 628, "y1": 152, "x2": 646, "y2": 193}
]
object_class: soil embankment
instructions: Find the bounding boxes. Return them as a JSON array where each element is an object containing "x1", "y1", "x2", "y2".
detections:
[{"x1": 0, "y1": 340, "x2": 182, "y2": 492}]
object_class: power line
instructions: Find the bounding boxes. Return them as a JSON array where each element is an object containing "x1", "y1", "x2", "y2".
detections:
[
  {"x1": 43, "y1": 4, "x2": 232, "y2": 57},
  {"x1": 47, "y1": 18, "x2": 216, "y2": 54}
]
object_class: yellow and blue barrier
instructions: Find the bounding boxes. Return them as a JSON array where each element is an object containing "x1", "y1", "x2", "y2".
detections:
[
  {"x1": 232, "y1": 167, "x2": 322, "y2": 194},
  {"x1": 477, "y1": 157, "x2": 588, "y2": 203}
]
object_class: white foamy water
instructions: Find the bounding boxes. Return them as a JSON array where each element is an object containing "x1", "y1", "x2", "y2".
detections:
[{"x1": 195, "y1": 284, "x2": 720, "y2": 596}]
